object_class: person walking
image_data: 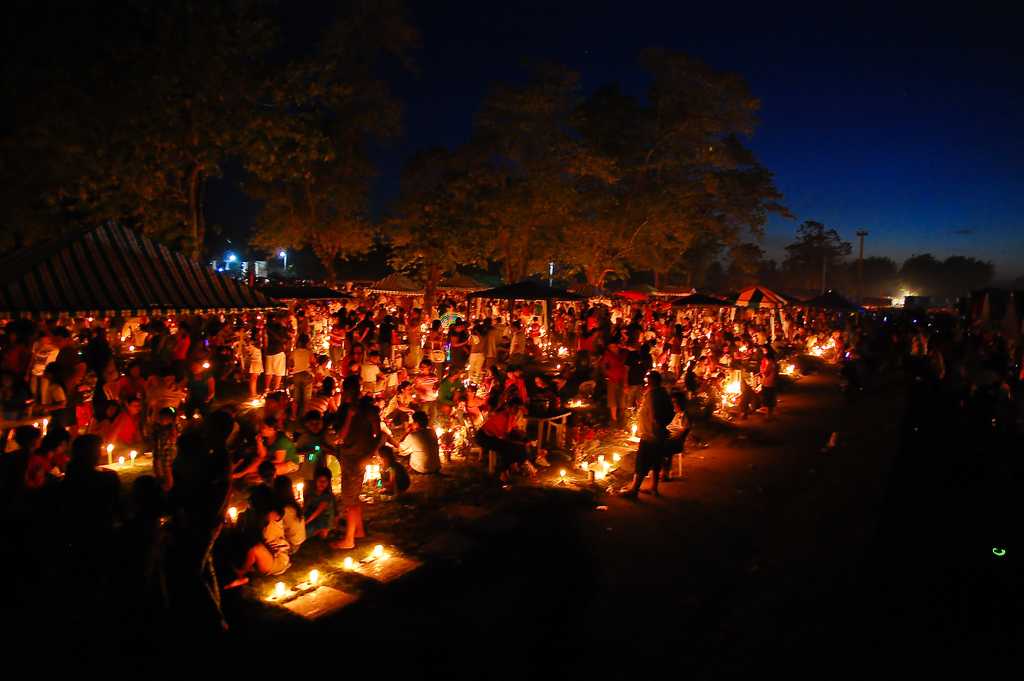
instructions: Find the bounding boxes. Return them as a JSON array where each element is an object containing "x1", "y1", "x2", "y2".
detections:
[{"x1": 622, "y1": 371, "x2": 673, "y2": 499}]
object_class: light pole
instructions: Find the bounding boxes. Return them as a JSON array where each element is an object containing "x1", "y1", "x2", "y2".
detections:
[
  {"x1": 855, "y1": 230, "x2": 868, "y2": 303},
  {"x1": 279, "y1": 250, "x2": 287, "y2": 273}
]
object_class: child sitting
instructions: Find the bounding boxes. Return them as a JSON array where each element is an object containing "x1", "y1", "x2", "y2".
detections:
[
  {"x1": 302, "y1": 467, "x2": 335, "y2": 539},
  {"x1": 272, "y1": 475, "x2": 306, "y2": 554}
]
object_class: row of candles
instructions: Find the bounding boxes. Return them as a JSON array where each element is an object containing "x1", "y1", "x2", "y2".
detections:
[
  {"x1": 104, "y1": 442, "x2": 148, "y2": 467},
  {"x1": 267, "y1": 544, "x2": 392, "y2": 601}
]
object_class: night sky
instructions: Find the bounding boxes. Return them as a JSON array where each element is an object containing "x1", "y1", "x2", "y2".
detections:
[{"x1": 210, "y1": 1, "x2": 1024, "y2": 279}]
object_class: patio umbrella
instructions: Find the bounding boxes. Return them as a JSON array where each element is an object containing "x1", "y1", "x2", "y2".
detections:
[
  {"x1": 802, "y1": 289, "x2": 862, "y2": 312},
  {"x1": 367, "y1": 273, "x2": 423, "y2": 296},
  {"x1": 467, "y1": 280, "x2": 584, "y2": 301},
  {"x1": 733, "y1": 286, "x2": 789, "y2": 309},
  {"x1": 671, "y1": 293, "x2": 730, "y2": 307}
]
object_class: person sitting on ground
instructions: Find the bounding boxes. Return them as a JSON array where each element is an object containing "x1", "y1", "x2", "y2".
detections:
[
  {"x1": 295, "y1": 410, "x2": 330, "y2": 453},
  {"x1": 256, "y1": 460, "x2": 276, "y2": 490},
  {"x1": 105, "y1": 394, "x2": 144, "y2": 450},
  {"x1": 378, "y1": 445, "x2": 411, "y2": 496},
  {"x1": 232, "y1": 419, "x2": 298, "y2": 481},
  {"x1": 359, "y1": 350, "x2": 383, "y2": 394},
  {"x1": 226, "y1": 485, "x2": 291, "y2": 588},
  {"x1": 1, "y1": 425, "x2": 42, "y2": 504},
  {"x1": 384, "y1": 381, "x2": 416, "y2": 426},
  {"x1": 435, "y1": 368, "x2": 464, "y2": 417},
  {"x1": 303, "y1": 467, "x2": 335, "y2": 539},
  {"x1": 399, "y1": 410, "x2": 441, "y2": 474},
  {"x1": 306, "y1": 376, "x2": 339, "y2": 417},
  {"x1": 661, "y1": 392, "x2": 691, "y2": 481},
  {"x1": 272, "y1": 475, "x2": 306, "y2": 554},
  {"x1": 476, "y1": 393, "x2": 533, "y2": 484}
]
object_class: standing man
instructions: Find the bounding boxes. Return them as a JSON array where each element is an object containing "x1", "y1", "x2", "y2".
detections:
[
  {"x1": 622, "y1": 371, "x2": 673, "y2": 499},
  {"x1": 601, "y1": 339, "x2": 628, "y2": 427},
  {"x1": 468, "y1": 321, "x2": 486, "y2": 384},
  {"x1": 263, "y1": 314, "x2": 289, "y2": 393},
  {"x1": 483, "y1": 318, "x2": 500, "y2": 370}
]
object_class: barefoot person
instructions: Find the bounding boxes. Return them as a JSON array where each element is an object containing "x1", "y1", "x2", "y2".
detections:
[
  {"x1": 329, "y1": 377, "x2": 381, "y2": 550},
  {"x1": 622, "y1": 371, "x2": 673, "y2": 499}
]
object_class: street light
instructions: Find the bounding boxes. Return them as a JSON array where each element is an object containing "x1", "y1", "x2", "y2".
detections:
[
  {"x1": 279, "y1": 250, "x2": 287, "y2": 272},
  {"x1": 226, "y1": 253, "x2": 237, "y2": 263},
  {"x1": 855, "y1": 230, "x2": 868, "y2": 303}
]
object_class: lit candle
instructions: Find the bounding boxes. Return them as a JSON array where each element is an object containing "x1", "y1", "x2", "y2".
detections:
[
  {"x1": 597, "y1": 455, "x2": 605, "y2": 464},
  {"x1": 202, "y1": 361, "x2": 210, "y2": 369},
  {"x1": 227, "y1": 506, "x2": 238, "y2": 524},
  {"x1": 274, "y1": 582, "x2": 286, "y2": 599},
  {"x1": 343, "y1": 557, "x2": 354, "y2": 570},
  {"x1": 42, "y1": 418, "x2": 48, "y2": 430},
  {"x1": 118, "y1": 456, "x2": 125, "y2": 466},
  {"x1": 631, "y1": 423, "x2": 638, "y2": 437},
  {"x1": 129, "y1": 450, "x2": 137, "y2": 466},
  {"x1": 309, "y1": 569, "x2": 320, "y2": 586},
  {"x1": 295, "y1": 482, "x2": 304, "y2": 505},
  {"x1": 581, "y1": 461, "x2": 589, "y2": 471},
  {"x1": 613, "y1": 452, "x2": 621, "y2": 463},
  {"x1": 559, "y1": 468, "x2": 566, "y2": 479},
  {"x1": 372, "y1": 544, "x2": 384, "y2": 558}
]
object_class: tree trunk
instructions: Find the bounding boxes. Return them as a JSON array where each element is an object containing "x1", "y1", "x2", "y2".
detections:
[
  {"x1": 424, "y1": 264, "x2": 440, "y2": 317},
  {"x1": 187, "y1": 163, "x2": 204, "y2": 260}
]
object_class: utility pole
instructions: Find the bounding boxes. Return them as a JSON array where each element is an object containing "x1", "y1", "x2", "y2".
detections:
[{"x1": 856, "y1": 230, "x2": 868, "y2": 303}]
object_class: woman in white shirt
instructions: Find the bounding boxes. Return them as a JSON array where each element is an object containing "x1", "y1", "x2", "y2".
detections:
[{"x1": 273, "y1": 476, "x2": 306, "y2": 554}]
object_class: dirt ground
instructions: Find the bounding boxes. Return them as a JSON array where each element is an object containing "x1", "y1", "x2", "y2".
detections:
[{"x1": 31, "y1": 365, "x2": 1023, "y2": 677}]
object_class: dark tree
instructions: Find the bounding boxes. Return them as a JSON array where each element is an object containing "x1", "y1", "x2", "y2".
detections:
[{"x1": 783, "y1": 221, "x2": 851, "y2": 293}]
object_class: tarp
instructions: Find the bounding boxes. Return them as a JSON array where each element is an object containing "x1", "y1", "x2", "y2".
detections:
[
  {"x1": 366, "y1": 273, "x2": 423, "y2": 295},
  {"x1": 671, "y1": 293, "x2": 730, "y2": 307},
  {"x1": 258, "y1": 285, "x2": 351, "y2": 301},
  {"x1": 467, "y1": 280, "x2": 584, "y2": 301},
  {"x1": 0, "y1": 222, "x2": 281, "y2": 318},
  {"x1": 734, "y1": 286, "x2": 789, "y2": 309},
  {"x1": 802, "y1": 290, "x2": 862, "y2": 312}
]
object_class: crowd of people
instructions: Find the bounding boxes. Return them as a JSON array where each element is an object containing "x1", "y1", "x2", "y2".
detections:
[{"x1": 1, "y1": 288, "x2": 1020, "y2": 636}]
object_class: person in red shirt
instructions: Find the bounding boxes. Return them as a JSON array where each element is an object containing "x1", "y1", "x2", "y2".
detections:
[
  {"x1": 105, "y1": 395, "x2": 144, "y2": 449},
  {"x1": 475, "y1": 393, "x2": 531, "y2": 483},
  {"x1": 601, "y1": 340, "x2": 628, "y2": 426}
]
